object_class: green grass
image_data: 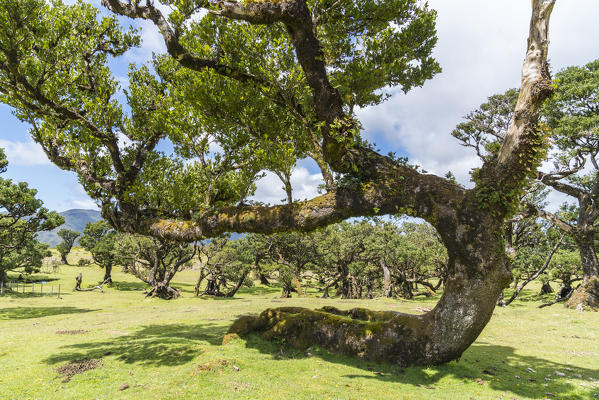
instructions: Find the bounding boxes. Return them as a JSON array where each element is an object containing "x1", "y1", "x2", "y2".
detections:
[{"x1": 1, "y1": 263, "x2": 598, "y2": 400}]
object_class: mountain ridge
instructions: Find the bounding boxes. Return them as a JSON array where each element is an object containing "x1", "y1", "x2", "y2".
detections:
[{"x1": 37, "y1": 208, "x2": 102, "y2": 247}]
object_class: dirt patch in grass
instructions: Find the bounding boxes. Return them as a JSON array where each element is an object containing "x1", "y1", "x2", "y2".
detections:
[
  {"x1": 195, "y1": 359, "x2": 230, "y2": 374},
  {"x1": 56, "y1": 329, "x2": 89, "y2": 335},
  {"x1": 56, "y1": 359, "x2": 103, "y2": 382}
]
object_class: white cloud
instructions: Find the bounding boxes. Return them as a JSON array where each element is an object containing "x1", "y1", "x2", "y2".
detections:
[
  {"x1": 71, "y1": 198, "x2": 100, "y2": 210},
  {"x1": 0, "y1": 139, "x2": 51, "y2": 166},
  {"x1": 125, "y1": 19, "x2": 167, "y2": 64},
  {"x1": 357, "y1": 0, "x2": 599, "y2": 206},
  {"x1": 250, "y1": 167, "x2": 324, "y2": 205}
]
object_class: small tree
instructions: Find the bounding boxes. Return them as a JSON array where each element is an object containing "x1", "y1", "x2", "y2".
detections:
[
  {"x1": 56, "y1": 228, "x2": 80, "y2": 265},
  {"x1": 79, "y1": 221, "x2": 118, "y2": 284},
  {"x1": 549, "y1": 248, "x2": 583, "y2": 298},
  {"x1": 195, "y1": 235, "x2": 253, "y2": 297},
  {"x1": 117, "y1": 234, "x2": 196, "y2": 299},
  {"x1": 0, "y1": 148, "x2": 63, "y2": 284}
]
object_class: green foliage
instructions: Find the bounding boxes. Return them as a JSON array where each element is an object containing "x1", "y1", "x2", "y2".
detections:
[
  {"x1": 0, "y1": 0, "x2": 440, "y2": 218},
  {"x1": 79, "y1": 220, "x2": 118, "y2": 272},
  {"x1": 452, "y1": 89, "x2": 519, "y2": 161},
  {"x1": 0, "y1": 148, "x2": 63, "y2": 282},
  {"x1": 549, "y1": 249, "x2": 582, "y2": 286},
  {"x1": 251, "y1": 219, "x2": 448, "y2": 299},
  {"x1": 543, "y1": 59, "x2": 599, "y2": 162},
  {"x1": 56, "y1": 228, "x2": 80, "y2": 263},
  {"x1": 115, "y1": 233, "x2": 196, "y2": 295}
]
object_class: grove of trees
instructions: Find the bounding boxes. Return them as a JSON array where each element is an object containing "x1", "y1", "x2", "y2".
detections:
[{"x1": 0, "y1": 0, "x2": 566, "y2": 366}]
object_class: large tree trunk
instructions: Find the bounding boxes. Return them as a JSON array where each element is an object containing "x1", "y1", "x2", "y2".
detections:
[
  {"x1": 103, "y1": 263, "x2": 113, "y2": 284},
  {"x1": 566, "y1": 235, "x2": 599, "y2": 310},
  {"x1": 578, "y1": 236, "x2": 599, "y2": 281},
  {"x1": 226, "y1": 269, "x2": 249, "y2": 298},
  {"x1": 381, "y1": 261, "x2": 392, "y2": 298},
  {"x1": 102, "y1": 0, "x2": 555, "y2": 366},
  {"x1": 61, "y1": 253, "x2": 68, "y2": 265},
  {"x1": 292, "y1": 271, "x2": 303, "y2": 296}
]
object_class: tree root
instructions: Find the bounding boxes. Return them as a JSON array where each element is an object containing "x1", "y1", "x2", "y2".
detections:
[
  {"x1": 565, "y1": 277, "x2": 599, "y2": 311},
  {"x1": 145, "y1": 283, "x2": 180, "y2": 300}
]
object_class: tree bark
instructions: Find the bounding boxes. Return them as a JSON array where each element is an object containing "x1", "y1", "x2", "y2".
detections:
[
  {"x1": 226, "y1": 269, "x2": 249, "y2": 297},
  {"x1": 381, "y1": 261, "x2": 392, "y2": 298},
  {"x1": 292, "y1": 272, "x2": 303, "y2": 296},
  {"x1": 566, "y1": 234, "x2": 599, "y2": 310},
  {"x1": 577, "y1": 236, "x2": 599, "y2": 282},
  {"x1": 103, "y1": 264, "x2": 113, "y2": 284}
]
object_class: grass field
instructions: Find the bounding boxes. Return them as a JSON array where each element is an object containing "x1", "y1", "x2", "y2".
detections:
[{"x1": 1, "y1": 253, "x2": 598, "y2": 400}]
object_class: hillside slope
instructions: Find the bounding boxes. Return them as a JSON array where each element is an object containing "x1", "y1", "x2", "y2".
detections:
[{"x1": 37, "y1": 209, "x2": 102, "y2": 247}]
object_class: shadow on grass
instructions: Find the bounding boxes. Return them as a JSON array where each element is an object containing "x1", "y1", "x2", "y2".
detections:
[
  {"x1": 502, "y1": 289, "x2": 555, "y2": 306},
  {"x1": 238, "y1": 336, "x2": 598, "y2": 400},
  {"x1": 0, "y1": 306, "x2": 98, "y2": 320},
  {"x1": 110, "y1": 280, "x2": 149, "y2": 292},
  {"x1": 44, "y1": 322, "x2": 228, "y2": 367},
  {"x1": 238, "y1": 284, "x2": 284, "y2": 297}
]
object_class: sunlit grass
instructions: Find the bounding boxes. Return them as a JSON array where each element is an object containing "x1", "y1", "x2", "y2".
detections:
[{"x1": 1, "y1": 259, "x2": 598, "y2": 400}]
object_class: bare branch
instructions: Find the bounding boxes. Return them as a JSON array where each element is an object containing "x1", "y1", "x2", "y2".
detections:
[
  {"x1": 537, "y1": 171, "x2": 585, "y2": 199},
  {"x1": 479, "y1": 0, "x2": 556, "y2": 199},
  {"x1": 519, "y1": 203, "x2": 574, "y2": 234}
]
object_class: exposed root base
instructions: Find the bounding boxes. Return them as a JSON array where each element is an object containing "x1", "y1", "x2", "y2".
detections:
[
  {"x1": 146, "y1": 284, "x2": 180, "y2": 300},
  {"x1": 565, "y1": 277, "x2": 599, "y2": 311},
  {"x1": 223, "y1": 306, "x2": 437, "y2": 366}
]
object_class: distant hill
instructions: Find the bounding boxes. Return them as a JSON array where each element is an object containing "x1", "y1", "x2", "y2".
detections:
[{"x1": 37, "y1": 209, "x2": 102, "y2": 247}]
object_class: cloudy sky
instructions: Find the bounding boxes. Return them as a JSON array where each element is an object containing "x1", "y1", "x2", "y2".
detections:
[{"x1": 1, "y1": 0, "x2": 598, "y2": 212}]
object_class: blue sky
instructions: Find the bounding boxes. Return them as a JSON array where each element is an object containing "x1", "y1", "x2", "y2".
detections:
[{"x1": 2, "y1": 0, "x2": 599, "y2": 212}]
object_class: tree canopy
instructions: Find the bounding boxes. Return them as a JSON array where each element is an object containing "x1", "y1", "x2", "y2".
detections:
[{"x1": 79, "y1": 220, "x2": 118, "y2": 283}]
